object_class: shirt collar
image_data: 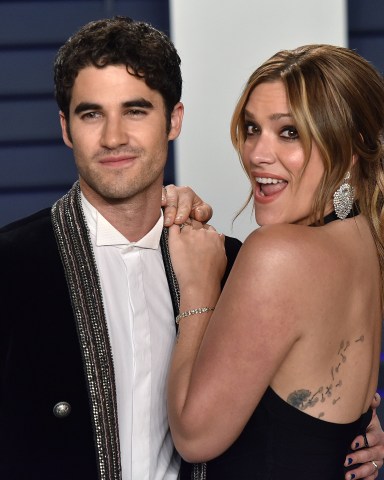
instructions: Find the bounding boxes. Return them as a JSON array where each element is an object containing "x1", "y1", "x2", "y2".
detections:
[{"x1": 81, "y1": 193, "x2": 163, "y2": 250}]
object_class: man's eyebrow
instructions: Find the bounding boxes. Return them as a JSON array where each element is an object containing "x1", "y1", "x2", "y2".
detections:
[
  {"x1": 73, "y1": 98, "x2": 154, "y2": 115},
  {"x1": 122, "y1": 98, "x2": 154, "y2": 110},
  {"x1": 74, "y1": 102, "x2": 101, "y2": 115}
]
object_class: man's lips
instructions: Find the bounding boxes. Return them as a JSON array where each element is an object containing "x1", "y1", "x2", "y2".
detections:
[{"x1": 99, "y1": 156, "x2": 137, "y2": 167}]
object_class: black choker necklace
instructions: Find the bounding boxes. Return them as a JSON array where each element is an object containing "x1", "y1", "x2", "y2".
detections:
[{"x1": 322, "y1": 202, "x2": 359, "y2": 225}]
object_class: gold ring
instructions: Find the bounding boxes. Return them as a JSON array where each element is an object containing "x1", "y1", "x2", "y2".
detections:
[{"x1": 372, "y1": 460, "x2": 378, "y2": 470}]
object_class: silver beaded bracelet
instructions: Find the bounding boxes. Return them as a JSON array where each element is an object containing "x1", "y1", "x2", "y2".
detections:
[{"x1": 176, "y1": 307, "x2": 215, "y2": 325}]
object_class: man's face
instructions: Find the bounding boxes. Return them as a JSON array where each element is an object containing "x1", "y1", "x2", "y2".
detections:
[{"x1": 60, "y1": 65, "x2": 183, "y2": 205}]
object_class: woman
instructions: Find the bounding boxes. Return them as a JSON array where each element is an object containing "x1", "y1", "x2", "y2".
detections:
[{"x1": 167, "y1": 44, "x2": 384, "y2": 479}]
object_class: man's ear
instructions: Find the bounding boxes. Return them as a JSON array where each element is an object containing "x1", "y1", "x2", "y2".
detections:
[
  {"x1": 168, "y1": 102, "x2": 184, "y2": 141},
  {"x1": 59, "y1": 111, "x2": 73, "y2": 148}
]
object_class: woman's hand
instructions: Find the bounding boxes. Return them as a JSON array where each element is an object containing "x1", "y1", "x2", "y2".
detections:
[
  {"x1": 168, "y1": 220, "x2": 226, "y2": 308},
  {"x1": 345, "y1": 393, "x2": 384, "y2": 479},
  {"x1": 162, "y1": 185, "x2": 213, "y2": 227}
]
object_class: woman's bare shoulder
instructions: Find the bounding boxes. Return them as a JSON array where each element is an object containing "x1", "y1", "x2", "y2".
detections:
[
  {"x1": 237, "y1": 224, "x2": 336, "y2": 287},
  {"x1": 243, "y1": 223, "x2": 323, "y2": 259}
]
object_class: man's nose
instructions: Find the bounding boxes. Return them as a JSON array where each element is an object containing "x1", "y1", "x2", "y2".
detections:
[{"x1": 101, "y1": 116, "x2": 128, "y2": 149}]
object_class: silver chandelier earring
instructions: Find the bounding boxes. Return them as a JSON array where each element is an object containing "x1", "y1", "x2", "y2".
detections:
[{"x1": 333, "y1": 171, "x2": 354, "y2": 220}]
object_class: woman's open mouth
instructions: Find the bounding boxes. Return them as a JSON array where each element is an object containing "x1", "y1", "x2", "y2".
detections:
[{"x1": 256, "y1": 177, "x2": 287, "y2": 195}]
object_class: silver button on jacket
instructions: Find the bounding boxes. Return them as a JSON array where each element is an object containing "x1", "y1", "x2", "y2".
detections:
[{"x1": 53, "y1": 401, "x2": 71, "y2": 418}]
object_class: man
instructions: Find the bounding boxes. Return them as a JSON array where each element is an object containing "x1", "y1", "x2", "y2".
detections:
[
  {"x1": 0, "y1": 16, "x2": 240, "y2": 480},
  {"x1": 0, "y1": 16, "x2": 382, "y2": 480}
]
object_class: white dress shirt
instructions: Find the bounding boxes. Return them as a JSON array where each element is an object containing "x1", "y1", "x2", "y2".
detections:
[{"x1": 82, "y1": 195, "x2": 180, "y2": 480}]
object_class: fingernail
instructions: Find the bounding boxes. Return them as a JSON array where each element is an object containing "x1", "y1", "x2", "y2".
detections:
[
  {"x1": 176, "y1": 215, "x2": 183, "y2": 221},
  {"x1": 350, "y1": 474, "x2": 355, "y2": 479},
  {"x1": 347, "y1": 457, "x2": 353, "y2": 465},
  {"x1": 164, "y1": 216, "x2": 171, "y2": 226},
  {"x1": 354, "y1": 442, "x2": 359, "y2": 449}
]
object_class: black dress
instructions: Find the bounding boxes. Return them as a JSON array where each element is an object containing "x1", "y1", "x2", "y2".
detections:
[{"x1": 180, "y1": 386, "x2": 372, "y2": 479}]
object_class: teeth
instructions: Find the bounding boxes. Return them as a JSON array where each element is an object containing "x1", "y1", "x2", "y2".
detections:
[{"x1": 255, "y1": 177, "x2": 284, "y2": 184}]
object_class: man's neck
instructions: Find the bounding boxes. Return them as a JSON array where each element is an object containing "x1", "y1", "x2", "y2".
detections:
[
  {"x1": 81, "y1": 187, "x2": 162, "y2": 242},
  {"x1": 98, "y1": 202, "x2": 161, "y2": 242}
]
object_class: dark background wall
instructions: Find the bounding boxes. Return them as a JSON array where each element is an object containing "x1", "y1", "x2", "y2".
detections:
[
  {"x1": 349, "y1": 0, "x2": 384, "y2": 73},
  {"x1": 0, "y1": 0, "x2": 172, "y2": 226}
]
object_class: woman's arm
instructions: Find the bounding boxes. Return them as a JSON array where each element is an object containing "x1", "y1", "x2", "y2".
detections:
[{"x1": 168, "y1": 224, "x2": 304, "y2": 462}]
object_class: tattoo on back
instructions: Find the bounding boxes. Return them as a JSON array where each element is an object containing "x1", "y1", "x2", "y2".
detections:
[{"x1": 286, "y1": 334, "x2": 364, "y2": 418}]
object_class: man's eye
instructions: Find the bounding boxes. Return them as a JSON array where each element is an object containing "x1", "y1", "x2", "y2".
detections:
[
  {"x1": 82, "y1": 112, "x2": 101, "y2": 120},
  {"x1": 281, "y1": 127, "x2": 299, "y2": 139},
  {"x1": 126, "y1": 109, "x2": 146, "y2": 116}
]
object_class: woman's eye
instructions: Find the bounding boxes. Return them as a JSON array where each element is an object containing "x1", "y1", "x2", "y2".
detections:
[
  {"x1": 281, "y1": 127, "x2": 299, "y2": 139},
  {"x1": 245, "y1": 123, "x2": 259, "y2": 136}
]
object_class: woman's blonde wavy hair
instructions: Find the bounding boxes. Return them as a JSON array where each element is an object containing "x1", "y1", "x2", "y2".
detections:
[{"x1": 231, "y1": 44, "x2": 384, "y2": 301}]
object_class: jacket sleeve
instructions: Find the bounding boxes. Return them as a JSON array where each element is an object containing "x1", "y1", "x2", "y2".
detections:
[{"x1": 222, "y1": 235, "x2": 242, "y2": 288}]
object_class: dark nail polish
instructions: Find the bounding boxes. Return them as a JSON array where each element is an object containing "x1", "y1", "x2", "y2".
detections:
[
  {"x1": 347, "y1": 457, "x2": 353, "y2": 465},
  {"x1": 350, "y1": 474, "x2": 355, "y2": 479},
  {"x1": 354, "y1": 442, "x2": 359, "y2": 449}
]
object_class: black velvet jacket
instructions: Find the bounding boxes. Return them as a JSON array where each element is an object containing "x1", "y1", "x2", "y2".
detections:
[{"x1": 0, "y1": 195, "x2": 241, "y2": 480}]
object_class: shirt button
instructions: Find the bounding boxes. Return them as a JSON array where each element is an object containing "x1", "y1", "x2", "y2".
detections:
[{"x1": 53, "y1": 401, "x2": 71, "y2": 418}]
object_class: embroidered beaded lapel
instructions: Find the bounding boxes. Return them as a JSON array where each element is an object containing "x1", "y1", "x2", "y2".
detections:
[
  {"x1": 160, "y1": 226, "x2": 180, "y2": 318},
  {"x1": 51, "y1": 182, "x2": 121, "y2": 480}
]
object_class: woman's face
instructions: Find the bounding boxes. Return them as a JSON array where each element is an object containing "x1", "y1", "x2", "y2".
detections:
[{"x1": 242, "y1": 80, "x2": 327, "y2": 226}]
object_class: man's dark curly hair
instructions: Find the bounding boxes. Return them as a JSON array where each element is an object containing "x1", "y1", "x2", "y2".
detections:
[{"x1": 54, "y1": 16, "x2": 182, "y2": 126}]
